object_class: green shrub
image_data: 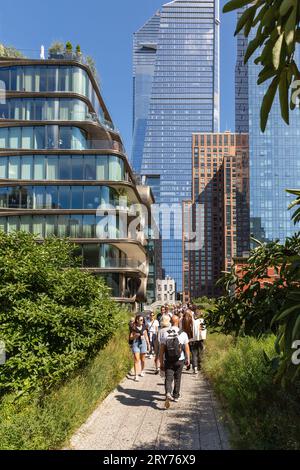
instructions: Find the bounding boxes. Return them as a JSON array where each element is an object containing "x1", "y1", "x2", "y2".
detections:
[
  {"x1": 203, "y1": 334, "x2": 300, "y2": 449},
  {"x1": 0, "y1": 319, "x2": 132, "y2": 450},
  {"x1": 0, "y1": 232, "x2": 123, "y2": 396}
]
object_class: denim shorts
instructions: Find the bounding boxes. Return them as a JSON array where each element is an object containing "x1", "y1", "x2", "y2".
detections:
[{"x1": 132, "y1": 339, "x2": 147, "y2": 354}]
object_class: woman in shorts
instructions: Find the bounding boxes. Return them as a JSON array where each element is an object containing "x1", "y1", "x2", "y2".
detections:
[{"x1": 130, "y1": 315, "x2": 150, "y2": 382}]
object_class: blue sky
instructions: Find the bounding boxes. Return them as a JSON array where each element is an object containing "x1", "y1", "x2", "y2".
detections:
[{"x1": 0, "y1": 0, "x2": 236, "y2": 154}]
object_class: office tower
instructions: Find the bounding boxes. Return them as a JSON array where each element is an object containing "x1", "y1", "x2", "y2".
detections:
[
  {"x1": 0, "y1": 50, "x2": 153, "y2": 308},
  {"x1": 132, "y1": 11, "x2": 161, "y2": 174},
  {"x1": 236, "y1": 12, "x2": 300, "y2": 243},
  {"x1": 133, "y1": 0, "x2": 220, "y2": 292},
  {"x1": 183, "y1": 132, "x2": 249, "y2": 300},
  {"x1": 235, "y1": 10, "x2": 249, "y2": 134}
]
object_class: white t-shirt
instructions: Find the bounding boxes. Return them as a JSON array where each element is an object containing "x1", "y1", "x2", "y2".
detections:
[
  {"x1": 146, "y1": 319, "x2": 159, "y2": 335},
  {"x1": 192, "y1": 318, "x2": 207, "y2": 341},
  {"x1": 160, "y1": 326, "x2": 189, "y2": 361}
]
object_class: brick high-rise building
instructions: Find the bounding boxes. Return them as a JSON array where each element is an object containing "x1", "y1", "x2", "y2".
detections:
[{"x1": 183, "y1": 132, "x2": 249, "y2": 300}]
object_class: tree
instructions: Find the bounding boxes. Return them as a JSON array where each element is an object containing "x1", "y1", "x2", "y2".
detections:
[
  {"x1": 223, "y1": 0, "x2": 300, "y2": 131},
  {"x1": 0, "y1": 44, "x2": 25, "y2": 58},
  {"x1": 48, "y1": 41, "x2": 64, "y2": 56},
  {"x1": 0, "y1": 232, "x2": 123, "y2": 396}
]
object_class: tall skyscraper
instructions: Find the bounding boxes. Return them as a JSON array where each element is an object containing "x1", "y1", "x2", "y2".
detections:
[
  {"x1": 236, "y1": 13, "x2": 300, "y2": 244},
  {"x1": 182, "y1": 132, "x2": 249, "y2": 300},
  {"x1": 235, "y1": 10, "x2": 249, "y2": 134},
  {"x1": 132, "y1": 11, "x2": 161, "y2": 175},
  {"x1": 133, "y1": 0, "x2": 220, "y2": 291}
]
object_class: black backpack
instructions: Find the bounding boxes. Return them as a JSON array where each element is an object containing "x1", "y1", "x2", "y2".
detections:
[{"x1": 165, "y1": 329, "x2": 182, "y2": 362}]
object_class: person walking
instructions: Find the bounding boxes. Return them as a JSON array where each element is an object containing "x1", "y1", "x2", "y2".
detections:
[
  {"x1": 159, "y1": 315, "x2": 190, "y2": 409},
  {"x1": 181, "y1": 309, "x2": 194, "y2": 371},
  {"x1": 152, "y1": 314, "x2": 171, "y2": 376},
  {"x1": 190, "y1": 309, "x2": 207, "y2": 373},
  {"x1": 130, "y1": 315, "x2": 150, "y2": 382},
  {"x1": 157, "y1": 305, "x2": 166, "y2": 324},
  {"x1": 146, "y1": 311, "x2": 159, "y2": 358}
]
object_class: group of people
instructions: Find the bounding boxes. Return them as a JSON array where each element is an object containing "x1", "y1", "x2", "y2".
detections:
[{"x1": 128, "y1": 303, "x2": 207, "y2": 409}]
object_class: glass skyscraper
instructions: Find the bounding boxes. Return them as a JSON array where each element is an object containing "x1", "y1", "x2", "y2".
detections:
[
  {"x1": 133, "y1": 0, "x2": 220, "y2": 291},
  {"x1": 132, "y1": 11, "x2": 161, "y2": 174},
  {"x1": 236, "y1": 14, "x2": 300, "y2": 243}
]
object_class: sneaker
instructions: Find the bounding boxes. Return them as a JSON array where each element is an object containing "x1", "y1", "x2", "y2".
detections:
[
  {"x1": 165, "y1": 393, "x2": 172, "y2": 409},
  {"x1": 134, "y1": 376, "x2": 139, "y2": 382},
  {"x1": 173, "y1": 393, "x2": 182, "y2": 401},
  {"x1": 193, "y1": 367, "x2": 198, "y2": 374},
  {"x1": 149, "y1": 354, "x2": 153, "y2": 359},
  {"x1": 139, "y1": 371, "x2": 145, "y2": 377}
]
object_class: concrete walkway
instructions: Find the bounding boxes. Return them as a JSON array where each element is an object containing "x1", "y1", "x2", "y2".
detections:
[{"x1": 69, "y1": 359, "x2": 230, "y2": 450}]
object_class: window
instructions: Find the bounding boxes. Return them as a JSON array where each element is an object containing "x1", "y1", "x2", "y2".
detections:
[
  {"x1": 82, "y1": 244, "x2": 99, "y2": 267},
  {"x1": 21, "y1": 156, "x2": 32, "y2": 179},
  {"x1": 84, "y1": 156, "x2": 96, "y2": 180},
  {"x1": 34, "y1": 155, "x2": 45, "y2": 179},
  {"x1": 72, "y1": 155, "x2": 84, "y2": 179},
  {"x1": 71, "y1": 186, "x2": 83, "y2": 209},
  {"x1": 59, "y1": 155, "x2": 71, "y2": 179}
]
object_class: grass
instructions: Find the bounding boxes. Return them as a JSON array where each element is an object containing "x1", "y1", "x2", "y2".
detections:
[
  {"x1": 0, "y1": 319, "x2": 132, "y2": 450},
  {"x1": 202, "y1": 333, "x2": 300, "y2": 450}
]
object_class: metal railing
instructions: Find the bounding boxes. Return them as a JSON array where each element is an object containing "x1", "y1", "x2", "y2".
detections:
[{"x1": 100, "y1": 258, "x2": 147, "y2": 273}]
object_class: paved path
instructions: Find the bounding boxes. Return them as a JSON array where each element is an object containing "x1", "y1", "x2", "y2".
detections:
[{"x1": 69, "y1": 359, "x2": 230, "y2": 450}]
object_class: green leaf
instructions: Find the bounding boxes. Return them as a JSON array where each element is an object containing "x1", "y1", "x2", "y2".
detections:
[
  {"x1": 292, "y1": 314, "x2": 300, "y2": 340},
  {"x1": 223, "y1": 0, "x2": 253, "y2": 14},
  {"x1": 275, "y1": 304, "x2": 300, "y2": 322},
  {"x1": 272, "y1": 33, "x2": 284, "y2": 70},
  {"x1": 235, "y1": 5, "x2": 256, "y2": 36},
  {"x1": 283, "y1": 2, "x2": 297, "y2": 52},
  {"x1": 244, "y1": 33, "x2": 265, "y2": 64},
  {"x1": 280, "y1": 0, "x2": 295, "y2": 16},
  {"x1": 260, "y1": 76, "x2": 280, "y2": 131},
  {"x1": 279, "y1": 68, "x2": 289, "y2": 124},
  {"x1": 257, "y1": 67, "x2": 277, "y2": 85}
]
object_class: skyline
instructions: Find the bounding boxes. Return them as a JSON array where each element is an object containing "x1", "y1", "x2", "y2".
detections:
[{"x1": 0, "y1": 0, "x2": 236, "y2": 155}]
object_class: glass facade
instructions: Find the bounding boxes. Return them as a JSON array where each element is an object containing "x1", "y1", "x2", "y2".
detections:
[
  {"x1": 0, "y1": 214, "x2": 127, "y2": 239},
  {"x1": 133, "y1": 0, "x2": 220, "y2": 290},
  {"x1": 0, "y1": 98, "x2": 90, "y2": 122},
  {"x1": 0, "y1": 59, "x2": 151, "y2": 304},
  {"x1": 0, "y1": 125, "x2": 88, "y2": 150},
  {"x1": 235, "y1": 10, "x2": 249, "y2": 134},
  {"x1": 0, "y1": 65, "x2": 106, "y2": 123},
  {"x1": 237, "y1": 17, "x2": 300, "y2": 243},
  {"x1": 132, "y1": 12, "x2": 161, "y2": 173},
  {"x1": 0, "y1": 185, "x2": 126, "y2": 209},
  {"x1": 0, "y1": 154, "x2": 126, "y2": 181}
]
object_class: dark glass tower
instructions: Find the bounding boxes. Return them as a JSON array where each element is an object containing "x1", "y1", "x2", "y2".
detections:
[
  {"x1": 133, "y1": 0, "x2": 220, "y2": 291},
  {"x1": 235, "y1": 12, "x2": 300, "y2": 244}
]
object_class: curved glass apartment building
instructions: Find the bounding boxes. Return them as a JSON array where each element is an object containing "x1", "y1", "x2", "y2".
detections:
[{"x1": 0, "y1": 55, "x2": 153, "y2": 307}]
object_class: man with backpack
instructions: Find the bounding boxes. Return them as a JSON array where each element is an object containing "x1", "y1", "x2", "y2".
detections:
[{"x1": 159, "y1": 315, "x2": 190, "y2": 409}]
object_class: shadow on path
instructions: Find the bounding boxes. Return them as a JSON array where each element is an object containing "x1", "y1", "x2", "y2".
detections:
[{"x1": 115, "y1": 384, "x2": 165, "y2": 410}]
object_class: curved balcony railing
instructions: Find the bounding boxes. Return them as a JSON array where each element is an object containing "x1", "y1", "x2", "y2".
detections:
[
  {"x1": 0, "y1": 112, "x2": 116, "y2": 132},
  {"x1": 100, "y1": 258, "x2": 147, "y2": 274}
]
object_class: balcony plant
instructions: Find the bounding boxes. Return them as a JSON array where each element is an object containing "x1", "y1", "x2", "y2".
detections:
[
  {"x1": 0, "y1": 44, "x2": 25, "y2": 58},
  {"x1": 48, "y1": 41, "x2": 64, "y2": 59}
]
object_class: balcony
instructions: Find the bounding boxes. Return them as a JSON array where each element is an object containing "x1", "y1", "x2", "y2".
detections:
[{"x1": 99, "y1": 257, "x2": 148, "y2": 274}]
